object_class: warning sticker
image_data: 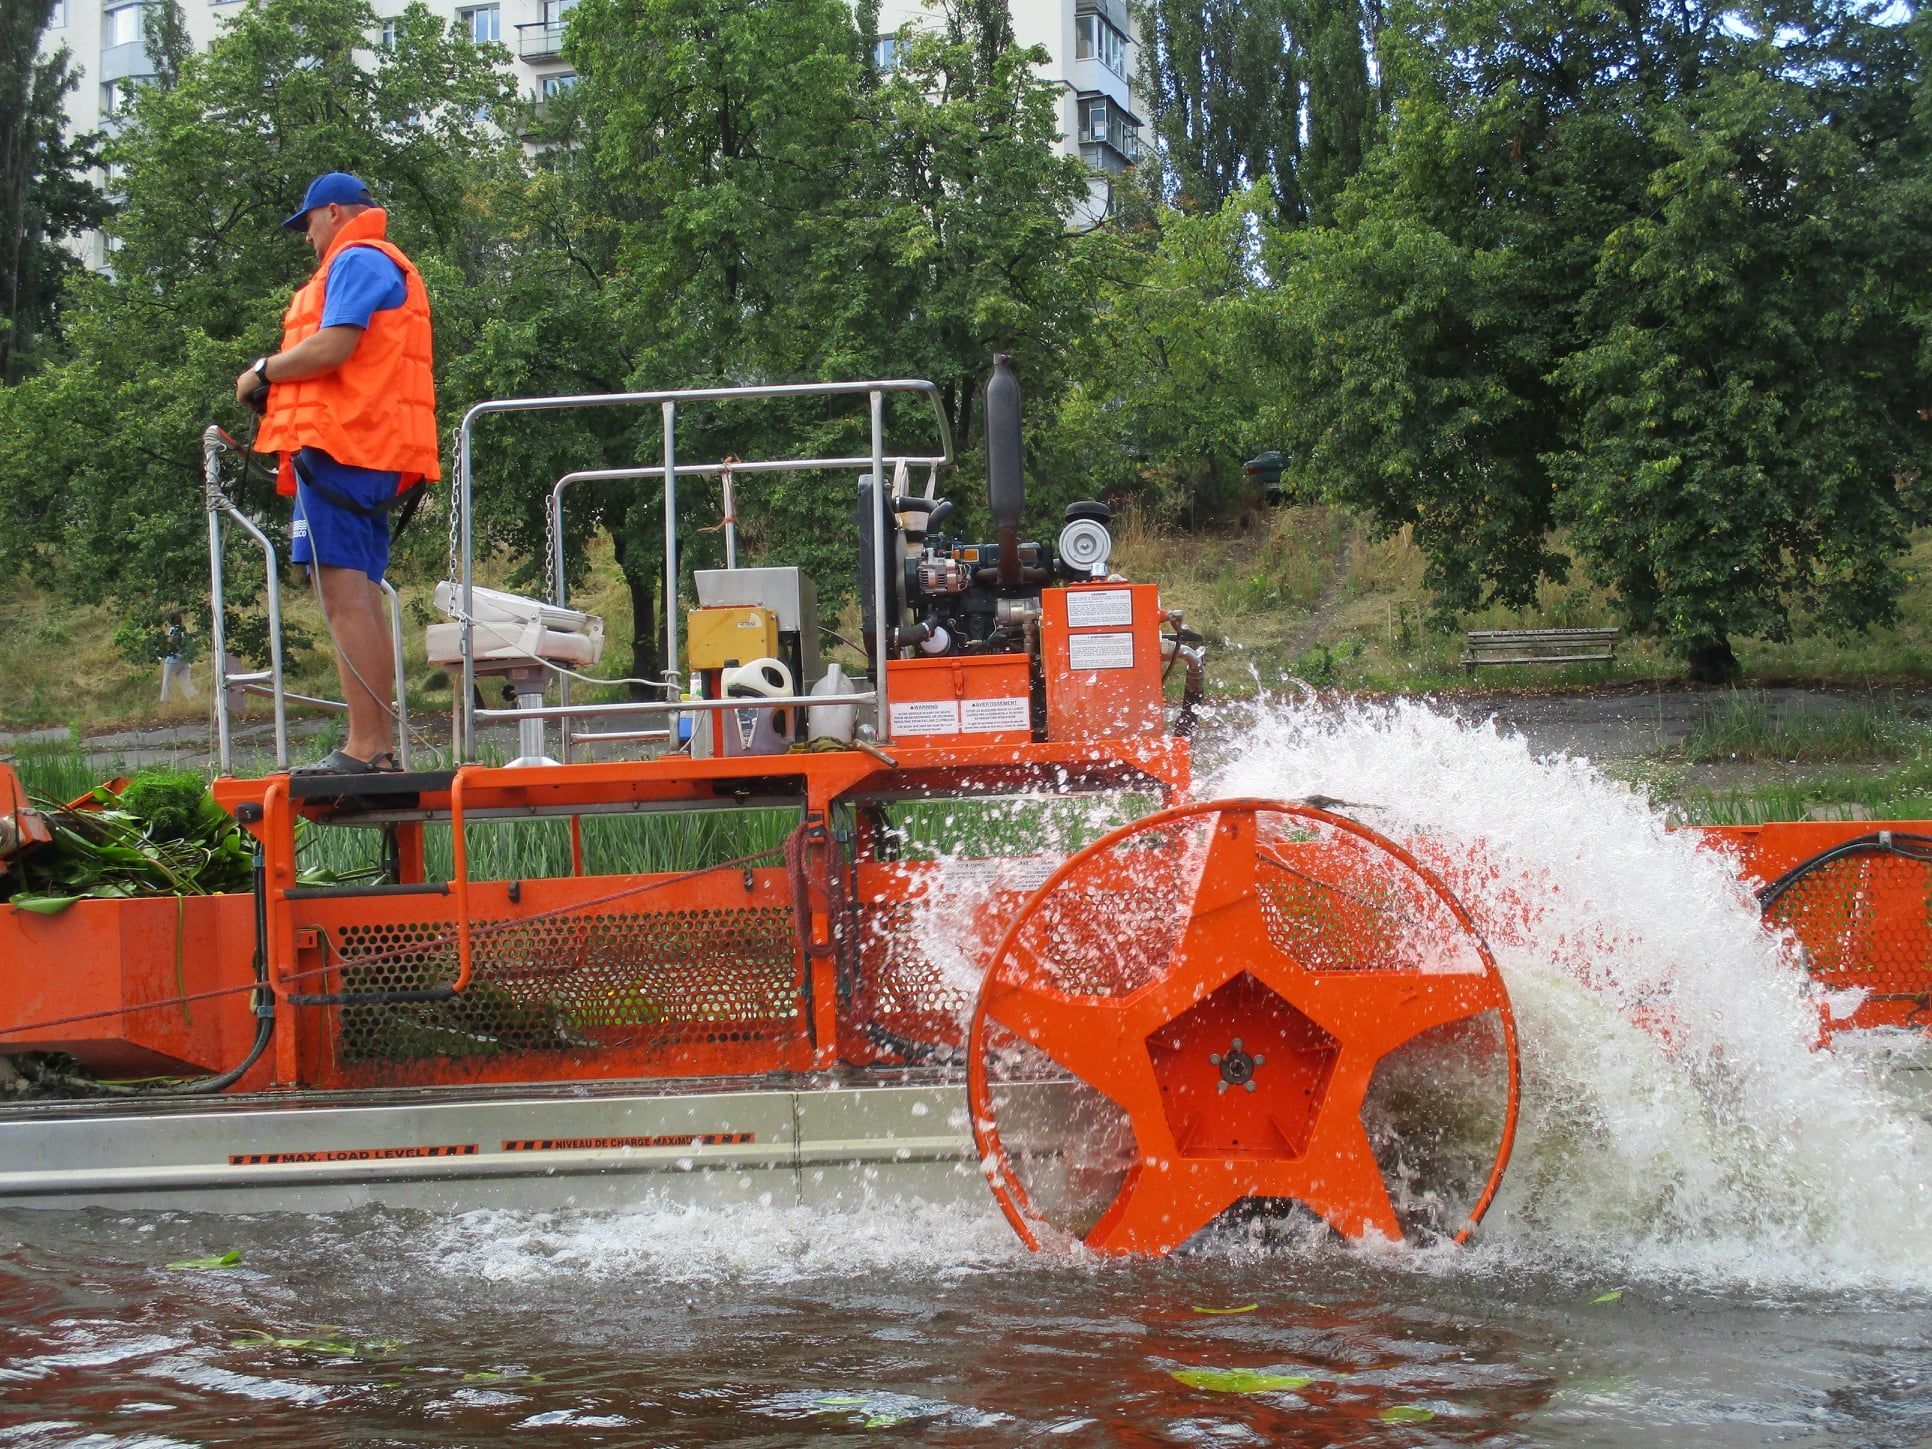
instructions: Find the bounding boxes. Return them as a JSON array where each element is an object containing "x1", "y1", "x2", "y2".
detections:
[
  {"x1": 937, "y1": 857, "x2": 1057, "y2": 893},
  {"x1": 1066, "y1": 588, "x2": 1133, "y2": 628},
  {"x1": 890, "y1": 698, "x2": 959, "y2": 735},
  {"x1": 229, "y1": 1144, "x2": 478, "y2": 1166},
  {"x1": 1067, "y1": 631, "x2": 1135, "y2": 671},
  {"x1": 961, "y1": 696, "x2": 1030, "y2": 733},
  {"x1": 503, "y1": 1133, "x2": 755, "y2": 1152}
]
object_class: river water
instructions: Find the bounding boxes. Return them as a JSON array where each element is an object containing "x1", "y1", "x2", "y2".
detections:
[{"x1": 5, "y1": 701, "x2": 1932, "y2": 1446}]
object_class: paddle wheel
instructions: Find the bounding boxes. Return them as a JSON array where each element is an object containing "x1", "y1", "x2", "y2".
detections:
[{"x1": 971, "y1": 800, "x2": 1518, "y2": 1253}]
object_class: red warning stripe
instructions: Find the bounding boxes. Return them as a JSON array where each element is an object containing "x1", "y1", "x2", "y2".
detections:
[
  {"x1": 228, "y1": 1144, "x2": 480, "y2": 1166},
  {"x1": 501, "y1": 1133, "x2": 756, "y2": 1152}
]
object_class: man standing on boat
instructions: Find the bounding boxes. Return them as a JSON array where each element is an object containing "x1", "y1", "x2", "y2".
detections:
[{"x1": 236, "y1": 171, "x2": 440, "y2": 776}]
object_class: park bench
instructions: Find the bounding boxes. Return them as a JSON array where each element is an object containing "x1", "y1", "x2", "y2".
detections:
[{"x1": 1461, "y1": 627, "x2": 1620, "y2": 670}]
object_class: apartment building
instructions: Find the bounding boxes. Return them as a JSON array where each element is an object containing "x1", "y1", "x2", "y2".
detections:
[
  {"x1": 42, "y1": 0, "x2": 585, "y2": 144},
  {"x1": 874, "y1": 0, "x2": 1140, "y2": 178},
  {"x1": 42, "y1": 0, "x2": 1139, "y2": 230}
]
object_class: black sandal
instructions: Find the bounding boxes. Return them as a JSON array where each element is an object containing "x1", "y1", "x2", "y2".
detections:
[{"x1": 288, "y1": 749, "x2": 400, "y2": 777}]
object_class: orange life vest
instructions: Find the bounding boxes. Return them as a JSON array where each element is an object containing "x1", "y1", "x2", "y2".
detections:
[{"x1": 256, "y1": 208, "x2": 441, "y2": 496}]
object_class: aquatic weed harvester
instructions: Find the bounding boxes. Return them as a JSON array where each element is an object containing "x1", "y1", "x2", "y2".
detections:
[{"x1": 0, "y1": 361, "x2": 1925, "y2": 1253}]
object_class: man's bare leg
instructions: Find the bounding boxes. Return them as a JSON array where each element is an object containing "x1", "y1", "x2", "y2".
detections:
[{"x1": 316, "y1": 564, "x2": 396, "y2": 761}]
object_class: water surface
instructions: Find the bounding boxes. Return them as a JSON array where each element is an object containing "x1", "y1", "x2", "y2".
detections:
[{"x1": 6, "y1": 701, "x2": 1931, "y2": 1445}]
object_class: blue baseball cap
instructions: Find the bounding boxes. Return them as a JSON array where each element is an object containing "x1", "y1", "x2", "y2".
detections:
[{"x1": 281, "y1": 172, "x2": 375, "y2": 230}]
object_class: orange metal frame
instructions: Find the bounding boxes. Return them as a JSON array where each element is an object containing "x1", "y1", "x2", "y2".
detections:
[
  {"x1": 1690, "y1": 821, "x2": 1932, "y2": 1033},
  {"x1": 181, "y1": 737, "x2": 1192, "y2": 1093}
]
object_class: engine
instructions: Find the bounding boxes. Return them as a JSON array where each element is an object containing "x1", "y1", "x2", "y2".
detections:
[{"x1": 859, "y1": 355, "x2": 1116, "y2": 664}]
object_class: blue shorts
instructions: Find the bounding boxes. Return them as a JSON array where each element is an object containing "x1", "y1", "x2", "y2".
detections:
[{"x1": 289, "y1": 448, "x2": 400, "y2": 583}]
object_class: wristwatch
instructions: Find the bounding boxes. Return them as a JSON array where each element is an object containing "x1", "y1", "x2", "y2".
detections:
[{"x1": 251, "y1": 356, "x2": 271, "y2": 385}]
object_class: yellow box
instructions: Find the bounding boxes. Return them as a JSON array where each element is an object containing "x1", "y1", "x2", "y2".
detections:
[{"x1": 686, "y1": 605, "x2": 779, "y2": 670}]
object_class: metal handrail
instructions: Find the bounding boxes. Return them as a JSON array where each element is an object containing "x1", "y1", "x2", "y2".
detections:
[
  {"x1": 203, "y1": 426, "x2": 414, "y2": 774},
  {"x1": 454, "y1": 378, "x2": 954, "y2": 761},
  {"x1": 476, "y1": 691, "x2": 878, "y2": 723},
  {"x1": 206, "y1": 427, "x2": 288, "y2": 771},
  {"x1": 545, "y1": 451, "x2": 943, "y2": 763}
]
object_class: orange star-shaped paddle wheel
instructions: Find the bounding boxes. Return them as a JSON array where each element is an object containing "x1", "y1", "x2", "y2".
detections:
[{"x1": 969, "y1": 800, "x2": 1519, "y2": 1256}]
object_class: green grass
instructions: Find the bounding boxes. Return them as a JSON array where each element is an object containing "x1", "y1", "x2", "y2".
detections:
[
  {"x1": 1669, "y1": 757, "x2": 1932, "y2": 825},
  {"x1": 7, "y1": 738, "x2": 114, "y2": 805},
  {"x1": 17, "y1": 511, "x2": 1932, "y2": 738},
  {"x1": 1680, "y1": 690, "x2": 1913, "y2": 765},
  {"x1": 293, "y1": 807, "x2": 800, "y2": 885}
]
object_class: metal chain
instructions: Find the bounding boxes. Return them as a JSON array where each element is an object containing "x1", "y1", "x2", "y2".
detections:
[
  {"x1": 541, "y1": 485, "x2": 557, "y2": 604},
  {"x1": 446, "y1": 455, "x2": 462, "y2": 594}
]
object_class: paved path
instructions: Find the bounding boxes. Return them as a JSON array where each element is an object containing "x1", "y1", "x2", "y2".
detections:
[{"x1": 6, "y1": 683, "x2": 1930, "y2": 781}]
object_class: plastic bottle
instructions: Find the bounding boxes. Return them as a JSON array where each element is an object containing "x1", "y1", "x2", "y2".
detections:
[{"x1": 808, "y1": 662, "x2": 860, "y2": 745}]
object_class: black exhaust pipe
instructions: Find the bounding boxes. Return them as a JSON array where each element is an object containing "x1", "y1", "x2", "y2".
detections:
[{"x1": 985, "y1": 354, "x2": 1024, "y2": 588}]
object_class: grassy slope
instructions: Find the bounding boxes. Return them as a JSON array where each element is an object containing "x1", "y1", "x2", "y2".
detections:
[
  {"x1": 10, "y1": 508, "x2": 1932, "y2": 734},
  {"x1": 1115, "y1": 506, "x2": 1932, "y2": 697}
]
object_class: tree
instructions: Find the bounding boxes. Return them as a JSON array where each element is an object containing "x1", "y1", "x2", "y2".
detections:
[
  {"x1": 841, "y1": 1, "x2": 1094, "y2": 461},
  {"x1": 1143, "y1": 0, "x2": 1303, "y2": 214},
  {"x1": 1141, "y1": 0, "x2": 1375, "y2": 221},
  {"x1": 0, "y1": 0, "x2": 107, "y2": 383},
  {"x1": 476, "y1": 0, "x2": 1101, "y2": 685},
  {"x1": 1045, "y1": 188, "x2": 1283, "y2": 524},
  {"x1": 1265, "y1": 0, "x2": 1932, "y2": 677},
  {"x1": 0, "y1": 0, "x2": 514, "y2": 644},
  {"x1": 1550, "y1": 51, "x2": 1932, "y2": 679}
]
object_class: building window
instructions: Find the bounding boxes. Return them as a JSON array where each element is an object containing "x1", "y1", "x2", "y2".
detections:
[
  {"x1": 100, "y1": 76, "x2": 145, "y2": 115},
  {"x1": 517, "y1": 0, "x2": 573, "y2": 59},
  {"x1": 48, "y1": 0, "x2": 68, "y2": 28},
  {"x1": 377, "y1": 18, "x2": 397, "y2": 50},
  {"x1": 1075, "y1": 13, "x2": 1127, "y2": 79},
  {"x1": 458, "y1": 4, "x2": 499, "y2": 44},
  {"x1": 1077, "y1": 93, "x2": 1140, "y2": 172},
  {"x1": 539, "y1": 71, "x2": 577, "y2": 99},
  {"x1": 103, "y1": 3, "x2": 144, "y2": 48},
  {"x1": 871, "y1": 36, "x2": 898, "y2": 71}
]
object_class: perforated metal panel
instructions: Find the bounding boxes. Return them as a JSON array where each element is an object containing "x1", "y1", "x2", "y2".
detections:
[
  {"x1": 852, "y1": 901, "x2": 974, "y2": 1056},
  {"x1": 1763, "y1": 850, "x2": 1932, "y2": 997},
  {"x1": 328, "y1": 906, "x2": 803, "y2": 1066}
]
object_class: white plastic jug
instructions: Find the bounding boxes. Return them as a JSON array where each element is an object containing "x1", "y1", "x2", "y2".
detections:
[
  {"x1": 720, "y1": 657, "x2": 795, "y2": 757},
  {"x1": 808, "y1": 662, "x2": 860, "y2": 744}
]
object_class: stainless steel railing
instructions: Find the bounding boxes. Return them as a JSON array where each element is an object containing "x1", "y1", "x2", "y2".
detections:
[
  {"x1": 453, "y1": 379, "x2": 953, "y2": 761},
  {"x1": 202, "y1": 426, "x2": 412, "y2": 774}
]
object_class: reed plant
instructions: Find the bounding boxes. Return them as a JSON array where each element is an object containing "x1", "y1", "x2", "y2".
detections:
[
  {"x1": 1681, "y1": 690, "x2": 1916, "y2": 764},
  {"x1": 1670, "y1": 757, "x2": 1932, "y2": 826},
  {"x1": 6, "y1": 739, "x2": 112, "y2": 806}
]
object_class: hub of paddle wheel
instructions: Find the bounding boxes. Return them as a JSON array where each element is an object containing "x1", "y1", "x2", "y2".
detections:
[{"x1": 968, "y1": 799, "x2": 1520, "y2": 1255}]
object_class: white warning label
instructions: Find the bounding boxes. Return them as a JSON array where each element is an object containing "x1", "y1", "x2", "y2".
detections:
[
  {"x1": 1065, "y1": 588, "x2": 1133, "y2": 628},
  {"x1": 1067, "y1": 631, "x2": 1135, "y2": 671},
  {"x1": 938, "y1": 856, "x2": 1058, "y2": 893},
  {"x1": 889, "y1": 698, "x2": 959, "y2": 735},
  {"x1": 961, "y1": 696, "x2": 1030, "y2": 733}
]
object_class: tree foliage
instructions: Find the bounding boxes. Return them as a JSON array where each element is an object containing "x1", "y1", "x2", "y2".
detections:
[
  {"x1": 1142, "y1": 0, "x2": 1375, "y2": 221},
  {"x1": 1262, "y1": 0, "x2": 1932, "y2": 676},
  {"x1": 0, "y1": 0, "x2": 512, "y2": 642},
  {"x1": 0, "y1": 0, "x2": 106, "y2": 383}
]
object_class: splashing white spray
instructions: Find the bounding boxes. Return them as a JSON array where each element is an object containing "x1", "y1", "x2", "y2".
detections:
[{"x1": 1203, "y1": 697, "x2": 1932, "y2": 1290}]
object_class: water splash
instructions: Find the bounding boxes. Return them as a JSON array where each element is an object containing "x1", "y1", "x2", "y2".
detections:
[
  {"x1": 418, "y1": 1196, "x2": 1025, "y2": 1288},
  {"x1": 377, "y1": 699, "x2": 1932, "y2": 1297},
  {"x1": 1201, "y1": 697, "x2": 1932, "y2": 1292}
]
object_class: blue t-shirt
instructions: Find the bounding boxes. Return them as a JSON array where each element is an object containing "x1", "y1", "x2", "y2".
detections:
[{"x1": 319, "y1": 245, "x2": 406, "y2": 329}]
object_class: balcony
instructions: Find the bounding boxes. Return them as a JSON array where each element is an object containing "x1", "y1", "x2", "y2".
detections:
[
  {"x1": 1075, "y1": 0, "x2": 1131, "y2": 35},
  {"x1": 1076, "y1": 92, "x2": 1140, "y2": 171},
  {"x1": 516, "y1": 19, "x2": 566, "y2": 60}
]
